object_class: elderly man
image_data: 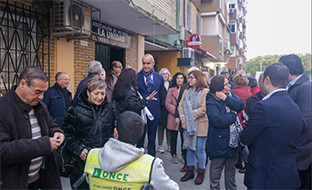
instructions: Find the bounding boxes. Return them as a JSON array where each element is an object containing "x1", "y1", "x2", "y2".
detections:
[
  {"x1": 136, "y1": 54, "x2": 166, "y2": 156},
  {"x1": 279, "y1": 54, "x2": 312, "y2": 190},
  {"x1": 74, "y1": 60, "x2": 103, "y2": 102},
  {"x1": 105, "y1": 60, "x2": 123, "y2": 105},
  {"x1": 0, "y1": 66, "x2": 64, "y2": 189},
  {"x1": 43, "y1": 72, "x2": 72, "y2": 128},
  {"x1": 240, "y1": 63, "x2": 304, "y2": 189}
]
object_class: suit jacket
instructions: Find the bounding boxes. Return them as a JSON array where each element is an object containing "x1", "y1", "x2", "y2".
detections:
[
  {"x1": 240, "y1": 90, "x2": 303, "y2": 189},
  {"x1": 137, "y1": 71, "x2": 166, "y2": 120},
  {"x1": 288, "y1": 74, "x2": 312, "y2": 170}
]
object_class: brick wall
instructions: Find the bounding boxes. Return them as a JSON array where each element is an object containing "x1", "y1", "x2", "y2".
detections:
[
  {"x1": 126, "y1": 34, "x2": 139, "y2": 72},
  {"x1": 147, "y1": 0, "x2": 176, "y2": 21},
  {"x1": 73, "y1": 39, "x2": 95, "y2": 92}
]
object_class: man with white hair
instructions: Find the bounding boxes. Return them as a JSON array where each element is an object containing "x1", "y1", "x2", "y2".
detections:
[{"x1": 73, "y1": 60, "x2": 103, "y2": 102}]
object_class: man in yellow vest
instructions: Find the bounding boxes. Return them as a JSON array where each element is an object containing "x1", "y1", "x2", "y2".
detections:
[{"x1": 85, "y1": 111, "x2": 179, "y2": 190}]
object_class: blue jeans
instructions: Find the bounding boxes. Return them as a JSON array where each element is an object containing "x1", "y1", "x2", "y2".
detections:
[
  {"x1": 186, "y1": 136, "x2": 207, "y2": 169},
  {"x1": 137, "y1": 119, "x2": 158, "y2": 156}
]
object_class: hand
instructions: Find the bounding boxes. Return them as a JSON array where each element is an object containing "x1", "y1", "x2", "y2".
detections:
[
  {"x1": 80, "y1": 148, "x2": 88, "y2": 161},
  {"x1": 215, "y1": 91, "x2": 227, "y2": 100},
  {"x1": 175, "y1": 118, "x2": 180, "y2": 124},
  {"x1": 147, "y1": 90, "x2": 158, "y2": 101},
  {"x1": 114, "y1": 128, "x2": 118, "y2": 139},
  {"x1": 181, "y1": 117, "x2": 186, "y2": 129},
  {"x1": 53, "y1": 132, "x2": 65, "y2": 146},
  {"x1": 49, "y1": 138, "x2": 59, "y2": 152}
]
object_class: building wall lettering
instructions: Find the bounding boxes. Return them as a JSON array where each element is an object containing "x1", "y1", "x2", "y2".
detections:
[{"x1": 92, "y1": 20, "x2": 130, "y2": 49}]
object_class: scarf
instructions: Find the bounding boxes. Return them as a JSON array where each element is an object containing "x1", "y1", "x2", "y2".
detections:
[
  {"x1": 142, "y1": 68, "x2": 154, "y2": 92},
  {"x1": 183, "y1": 87, "x2": 202, "y2": 151}
]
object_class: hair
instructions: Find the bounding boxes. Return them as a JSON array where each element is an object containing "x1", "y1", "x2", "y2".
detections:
[
  {"x1": 247, "y1": 76, "x2": 258, "y2": 89},
  {"x1": 188, "y1": 70, "x2": 208, "y2": 91},
  {"x1": 142, "y1": 54, "x2": 155, "y2": 62},
  {"x1": 263, "y1": 63, "x2": 290, "y2": 88},
  {"x1": 233, "y1": 73, "x2": 249, "y2": 86},
  {"x1": 88, "y1": 60, "x2": 103, "y2": 75},
  {"x1": 279, "y1": 54, "x2": 304, "y2": 75},
  {"x1": 159, "y1": 68, "x2": 172, "y2": 81},
  {"x1": 111, "y1": 60, "x2": 122, "y2": 68},
  {"x1": 172, "y1": 72, "x2": 187, "y2": 88},
  {"x1": 19, "y1": 66, "x2": 48, "y2": 86},
  {"x1": 85, "y1": 77, "x2": 107, "y2": 92},
  {"x1": 210, "y1": 75, "x2": 226, "y2": 94},
  {"x1": 117, "y1": 111, "x2": 145, "y2": 145},
  {"x1": 113, "y1": 69, "x2": 138, "y2": 101},
  {"x1": 55, "y1": 72, "x2": 66, "y2": 82},
  {"x1": 187, "y1": 66, "x2": 200, "y2": 75}
]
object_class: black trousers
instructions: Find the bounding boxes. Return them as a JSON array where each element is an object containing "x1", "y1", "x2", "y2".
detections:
[{"x1": 298, "y1": 164, "x2": 311, "y2": 190}]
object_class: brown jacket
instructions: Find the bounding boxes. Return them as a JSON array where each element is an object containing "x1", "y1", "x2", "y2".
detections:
[
  {"x1": 0, "y1": 88, "x2": 63, "y2": 189},
  {"x1": 178, "y1": 88, "x2": 209, "y2": 137},
  {"x1": 165, "y1": 86, "x2": 180, "y2": 131}
]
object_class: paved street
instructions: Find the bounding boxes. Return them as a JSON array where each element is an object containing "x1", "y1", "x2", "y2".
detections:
[{"x1": 61, "y1": 133, "x2": 246, "y2": 190}]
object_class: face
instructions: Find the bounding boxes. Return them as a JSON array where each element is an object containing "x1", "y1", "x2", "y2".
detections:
[
  {"x1": 57, "y1": 74, "x2": 70, "y2": 88},
  {"x1": 99, "y1": 70, "x2": 105, "y2": 80},
  {"x1": 113, "y1": 62, "x2": 123, "y2": 76},
  {"x1": 19, "y1": 79, "x2": 48, "y2": 106},
  {"x1": 261, "y1": 76, "x2": 270, "y2": 96},
  {"x1": 87, "y1": 88, "x2": 106, "y2": 105},
  {"x1": 176, "y1": 74, "x2": 184, "y2": 86},
  {"x1": 222, "y1": 78, "x2": 231, "y2": 94},
  {"x1": 188, "y1": 74, "x2": 196, "y2": 87},
  {"x1": 161, "y1": 72, "x2": 169, "y2": 82},
  {"x1": 142, "y1": 55, "x2": 155, "y2": 73},
  {"x1": 203, "y1": 72, "x2": 210, "y2": 84}
]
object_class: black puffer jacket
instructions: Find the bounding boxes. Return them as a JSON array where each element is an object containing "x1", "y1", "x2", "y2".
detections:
[{"x1": 63, "y1": 89, "x2": 114, "y2": 184}]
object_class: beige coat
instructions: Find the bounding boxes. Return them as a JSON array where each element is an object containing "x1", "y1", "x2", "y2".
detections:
[{"x1": 178, "y1": 88, "x2": 209, "y2": 137}]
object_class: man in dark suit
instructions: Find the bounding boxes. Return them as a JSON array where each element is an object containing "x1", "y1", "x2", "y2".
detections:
[
  {"x1": 279, "y1": 54, "x2": 312, "y2": 190},
  {"x1": 240, "y1": 63, "x2": 304, "y2": 189},
  {"x1": 137, "y1": 54, "x2": 166, "y2": 156}
]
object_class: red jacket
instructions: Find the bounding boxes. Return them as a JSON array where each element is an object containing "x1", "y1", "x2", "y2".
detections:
[
  {"x1": 233, "y1": 85, "x2": 252, "y2": 127},
  {"x1": 250, "y1": 85, "x2": 260, "y2": 95}
]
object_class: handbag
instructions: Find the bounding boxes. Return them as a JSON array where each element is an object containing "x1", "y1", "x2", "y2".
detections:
[
  {"x1": 56, "y1": 142, "x2": 77, "y2": 177},
  {"x1": 228, "y1": 115, "x2": 243, "y2": 148}
]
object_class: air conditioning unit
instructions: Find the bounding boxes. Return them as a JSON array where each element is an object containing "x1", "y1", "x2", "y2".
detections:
[
  {"x1": 182, "y1": 48, "x2": 195, "y2": 66},
  {"x1": 53, "y1": 0, "x2": 91, "y2": 36}
]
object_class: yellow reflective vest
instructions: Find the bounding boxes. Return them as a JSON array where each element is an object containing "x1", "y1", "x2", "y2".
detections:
[{"x1": 84, "y1": 148, "x2": 155, "y2": 190}]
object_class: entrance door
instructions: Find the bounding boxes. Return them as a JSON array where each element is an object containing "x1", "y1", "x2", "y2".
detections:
[{"x1": 95, "y1": 43, "x2": 125, "y2": 72}]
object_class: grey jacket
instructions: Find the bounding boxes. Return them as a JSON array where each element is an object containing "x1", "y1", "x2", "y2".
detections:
[{"x1": 98, "y1": 138, "x2": 179, "y2": 190}]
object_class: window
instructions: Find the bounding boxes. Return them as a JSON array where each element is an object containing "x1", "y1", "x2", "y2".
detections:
[
  {"x1": 196, "y1": 15, "x2": 200, "y2": 34},
  {"x1": 229, "y1": 4, "x2": 235, "y2": 9},
  {"x1": 229, "y1": 22, "x2": 236, "y2": 33},
  {"x1": 187, "y1": 5, "x2": 191, "y2": 31}
]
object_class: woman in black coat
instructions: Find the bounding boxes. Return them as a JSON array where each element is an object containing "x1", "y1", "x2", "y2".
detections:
[
  {"x1": 63, "y1": 77, "x2": 115, "y2": 189},
  {"x1": 113, "y1": 69, "x2": 157, "y2": 118}
]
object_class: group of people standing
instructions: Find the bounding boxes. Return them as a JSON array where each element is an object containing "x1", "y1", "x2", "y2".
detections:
[{"x1": 0, "y1": 52, "x2": 311, "y2": 190}]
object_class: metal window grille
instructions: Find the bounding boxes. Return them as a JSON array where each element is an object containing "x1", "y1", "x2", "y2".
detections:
[{"x1": 0, "y1": 1, "x2": 50, "y2": 93}]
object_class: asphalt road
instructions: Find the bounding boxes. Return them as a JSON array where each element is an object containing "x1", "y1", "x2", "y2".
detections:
[{"x1": 61, "y1": 132, "x2": 247, "y2": 190}]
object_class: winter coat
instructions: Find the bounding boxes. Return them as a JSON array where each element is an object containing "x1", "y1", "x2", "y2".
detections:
[
  {"x1": 250, "y1": 85, "x2": 260, "y2": 95},
  {"x1": 114, "y1": 89, "x2": 148, "y2": 117},
  {"x1": 73, "y1": 74, "x2": 95, "y2": 103},
  {"x1": 0, "y1": 87, "x2": 63, "y2": 189},
  {"x1": 159, "y1": 81, "x2": 170, "y2": 126},
  {"x1": 63, "y1": 89, "x2": 115, "y2": 182},
  {"x1": 178, "y1": 88, "x2": 209, "y2": 137},
  {"x1": 98, "y1": 138, "x2": 179, "y2": 190},
  {"x1": 233, "y1": 85, "x2": 251, "y2": 127},
  {"x1": 206, "y1": 90, "x2": 244, "y2": 159},
  {"x1": 165, "y1": 86, "x2": 180, "y2": 130},
  {"x1": 43, "y1": 83, "x2": 72, "y2": 127}
]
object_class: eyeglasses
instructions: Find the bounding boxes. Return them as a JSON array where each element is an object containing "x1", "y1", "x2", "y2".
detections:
[
  {"x1": 115, "y1": 66, "x2": 123, "y2": 69},
  {"x1": 142, "y1": 62, "x2": 152, "y2": 65},
  {"x1": 224, "y1": 82, "x2": 230, "y2": 86},
  {"x1": 188, "y1": 76, "x2": 195, "y2": 80}
]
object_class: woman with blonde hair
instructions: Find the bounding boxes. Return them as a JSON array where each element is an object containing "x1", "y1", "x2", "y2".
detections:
[{"x1": 178, "y1": 70, "x2": 209, "y2": 185}]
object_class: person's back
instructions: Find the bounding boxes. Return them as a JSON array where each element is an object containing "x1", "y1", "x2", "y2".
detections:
[{"x1": 84, "y1": 111, "x2": 179, "y2": 190}]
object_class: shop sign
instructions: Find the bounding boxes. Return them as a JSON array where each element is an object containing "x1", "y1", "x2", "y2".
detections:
[
  {"x1": 186, "y1": 34, "x2": 202, "y2": 49},
  {"x1": 91, "y1": 20, "x2": 130, "y2": 49}
]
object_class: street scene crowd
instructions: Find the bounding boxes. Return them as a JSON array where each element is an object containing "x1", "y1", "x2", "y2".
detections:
[{"x1": 0, "y1": 54, "x2": 311, "y2": 190}]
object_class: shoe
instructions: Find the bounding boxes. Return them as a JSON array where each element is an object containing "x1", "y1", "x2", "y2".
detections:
[
  {"x1": 167, "y1": 146, "x2": 171, "y2": 152},
  {"x1": 180, "y1": 166, "x2": 187, "y2": 172},
  {"x1": 172, "y1": 155, "x2": 179, "y2": 164},
  {"x1": 158, "y1": 146, "x2": 165, "y2": 153},
  {"x1": 180, "y1": 166, "x2": 194, "y2": 182},
  {"x1": 235, "y1": 162, "x2": 244, "y2": 169},
  {"x1": 194, "y1": 168, "x2": 205, "y2": 185}
]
